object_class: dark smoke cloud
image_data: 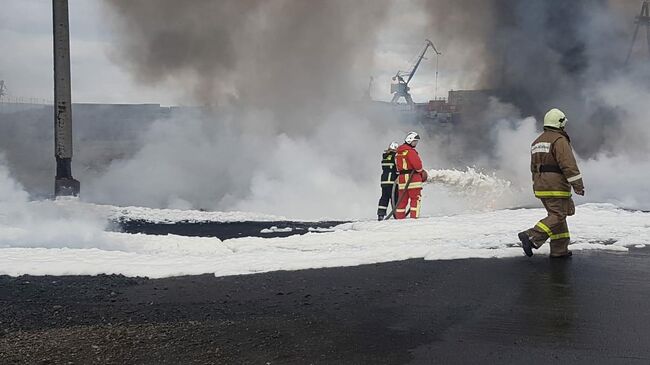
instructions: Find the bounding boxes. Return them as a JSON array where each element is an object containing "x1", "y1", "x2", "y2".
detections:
[
  {"x1": 421, "y1": 0, "x2": 646, "y2": 159},
  {"x1": 103, "y1": 0, "x2": 390, "y2": 127}
]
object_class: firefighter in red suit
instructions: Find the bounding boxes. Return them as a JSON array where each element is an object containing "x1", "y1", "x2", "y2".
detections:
[{"x1": 395, "y1": 131, "x2": 427, "y2": 219}]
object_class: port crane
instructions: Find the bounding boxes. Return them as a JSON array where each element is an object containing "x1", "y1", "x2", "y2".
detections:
[
  {"x1": 625, "y1": 0, "x2": 650, "y2": 65},
  {"x1": 391, "y1": 39, "x2": 441, "y2": 106}
]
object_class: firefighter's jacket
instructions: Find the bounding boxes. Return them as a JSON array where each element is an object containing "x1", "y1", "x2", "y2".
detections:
[
  {"x1": 381, "y1": 150, "x2": 397, "y2": 185},
  {"x1": 396, "y1": 143, "x2": 424, "y2": 190},
  {"x1": 530, "y1": 127, "x2": 584, "y2": 198}
]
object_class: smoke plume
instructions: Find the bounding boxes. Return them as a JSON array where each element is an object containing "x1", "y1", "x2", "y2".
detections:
[
  {"x1": 103, "y1": 0, "x2": 390, "y2": 128},
  {"x1": 421, "y1": 0, "x2": 648, "y2": 157},
  {"x1": 78, "y1": 1, "x2": 650, "y2": 215},
  {"x1": 0, "y1": 157, "x2": 108, "y2": 249}
]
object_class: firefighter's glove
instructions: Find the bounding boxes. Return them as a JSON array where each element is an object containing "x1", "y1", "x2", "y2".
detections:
[{"x1": 575, "y1": 188, "x2": 584, "y2": 196}]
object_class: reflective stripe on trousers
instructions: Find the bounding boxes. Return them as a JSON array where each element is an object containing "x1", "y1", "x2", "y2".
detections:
[
  {"x1": 395, "y1": 188, "x2": 421, "y2": 219},
  {"x1": 397, "y1": 173, "x2": 422, "y2": 189},
  {"x1": 534, "y1": 190, "x2": 572, "y2": 198},
  {"x1": 536, "y1": 221, "x2": 570, "y2": 240},
  {"x1": 526, "y1": 197, "x2": 574, "y2": 255}
]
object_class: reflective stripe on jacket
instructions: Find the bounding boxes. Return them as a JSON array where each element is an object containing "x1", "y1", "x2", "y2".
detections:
[
  {"x1": 530, "y1": 128, "x2": 584, "y2": 198},
  {"x1": 395, "y1": 143, "x2": 424, "y2": 190},
  {"x1": 380, "y1": 151, "x2": 397, "y2": 185}
]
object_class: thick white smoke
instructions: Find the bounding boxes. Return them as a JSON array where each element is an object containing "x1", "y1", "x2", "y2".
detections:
[
  {"x1": 0, "y1": 156, "x2": 108, "y2": 249},
  {"x1": 79, "y1": 0, "x2": 650, "y2": 219},
  {"x1": 0, "y1": 156, "x2": 29, "y2": 204},
  {"x1": 82, "y1": 108, "x2": 408, "y2": 220},
  {"x1": 572, "y1": 73, "x2": 650, "y2": 210}
]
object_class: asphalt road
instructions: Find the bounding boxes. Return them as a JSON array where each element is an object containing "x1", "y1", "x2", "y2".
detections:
[{"x1": 2, "y1": 248, "x2": 650, "y2": 364}]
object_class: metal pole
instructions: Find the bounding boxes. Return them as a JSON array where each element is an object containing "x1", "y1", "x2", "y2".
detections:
[
  {"x1": 645, "y1": 2, "x2": 650, "y2": 61},
  {"x1": 53, "y1": 0, "x2": 80, "y2": 196},
  {"x1": 434, "y1": 54, "x2": 439, "y2": 100}
]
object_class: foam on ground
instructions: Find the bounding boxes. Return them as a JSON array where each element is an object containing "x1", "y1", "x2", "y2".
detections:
[{"x1": 0, "y1": 203, "x2": 647, "y2": 278}]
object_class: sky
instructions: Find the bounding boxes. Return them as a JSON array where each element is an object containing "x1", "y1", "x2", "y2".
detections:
[
  {"x1": 0, "y1": 0, "x2": 187, "y2": 104},
  {"x1": 0, "y1": 0, "x2": 472, "y2": 106}
]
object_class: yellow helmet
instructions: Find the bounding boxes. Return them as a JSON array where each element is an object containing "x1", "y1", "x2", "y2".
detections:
[{"x1": 543, "y1": 108, "x2": 567, "y2": 129}]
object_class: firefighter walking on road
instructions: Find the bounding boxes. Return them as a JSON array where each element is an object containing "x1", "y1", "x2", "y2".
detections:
[
  {"x1": 395, "y1": 132, "x2": 427, "y2": 219},
  {"x1": 518, "y1": 108, "x2": 585, "y2": 258},
  {"x1": 377, "y1": 142, "x2": 399, "y2": 221}
]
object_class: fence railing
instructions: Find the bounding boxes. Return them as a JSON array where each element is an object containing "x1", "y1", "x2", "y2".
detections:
[{"x1": 0, "y1": 95, "x2": 54, "y2": 105}]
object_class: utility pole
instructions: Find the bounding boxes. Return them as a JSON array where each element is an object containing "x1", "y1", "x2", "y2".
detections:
[
  {"x1": 52, "y1": 0, "x2": 80, "y2": 196},
  {"x1": 625, "y1": 0, "x2": 650, "y2": 65}
]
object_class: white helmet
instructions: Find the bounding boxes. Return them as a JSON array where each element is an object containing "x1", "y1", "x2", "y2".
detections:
[
  {"x1": 388, "y1": 141, "x2": 399, "y2": 150},
  {"x1": 404, "y1": 131, "x2": 420, "y2": 145},
  {"x1": 543, "y1": 108, "x2": 567, "y2": 129}
]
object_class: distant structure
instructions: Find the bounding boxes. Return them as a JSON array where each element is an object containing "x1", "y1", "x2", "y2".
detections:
[
  {"x1": 0, "y1": 80, "x2": 6, "y2": 100},
  {"x1": 52, "y1": 0, "x2": 80, "y2": 196},
  {"x1": 390, "y1": 39, "x2": 441, "y2": 107},
  {"x1": 625, "y1": 0, "x2": 650, "y2": 65},
  {"x1": 363, "y1": 76, "x2": 374, "y2": 101},
  {"x1": 424, "y1": 89, "x2": 492, "y2": 122}
]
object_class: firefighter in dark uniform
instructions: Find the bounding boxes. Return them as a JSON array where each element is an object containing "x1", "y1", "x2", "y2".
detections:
[{"x1": 377, "y1": 142, "x2": 399, "y2": 221}]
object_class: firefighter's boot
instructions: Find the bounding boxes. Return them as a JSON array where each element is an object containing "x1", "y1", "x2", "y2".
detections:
[
  {"x1": 550, "y1": 239, "x2": 572, "y2": 258},
  {"x1": 518, "y1": 232, "x2": 535, "y2": 257}
]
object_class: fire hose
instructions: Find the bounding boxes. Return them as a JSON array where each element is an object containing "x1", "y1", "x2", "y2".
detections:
[{"x1": 382, "y1": 172, "x2": 414, "y2": 220}]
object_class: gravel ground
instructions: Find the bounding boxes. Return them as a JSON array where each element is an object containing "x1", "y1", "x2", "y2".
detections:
[{"x1": 2, "y1": 248, "x2": 650, "y2": 364}]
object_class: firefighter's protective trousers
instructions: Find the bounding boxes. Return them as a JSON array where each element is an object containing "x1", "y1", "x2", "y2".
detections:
[
  {"x1": 395, "y1": 187, "x2": 421, "y2": 219},
  {"x1": 525, "y1": 197, "x2": 575, "y2": 256},
  {"x1": 377, "y1": 185, "x2": 398, "y2": 217}
]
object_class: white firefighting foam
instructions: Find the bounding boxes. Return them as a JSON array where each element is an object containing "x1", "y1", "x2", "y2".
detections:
[
  {"x1": 425, "y1": 167, "x2": 518, "y2": 209},
  {"x1": 2, "y1": 157, "x2": 649, "y2": 279},
  {"x1": 426, "y1": 167, "x2": 512, "y2": 193},
  {"x1": 0, "y1": 203, "x2": 648, "y2": 278}
]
